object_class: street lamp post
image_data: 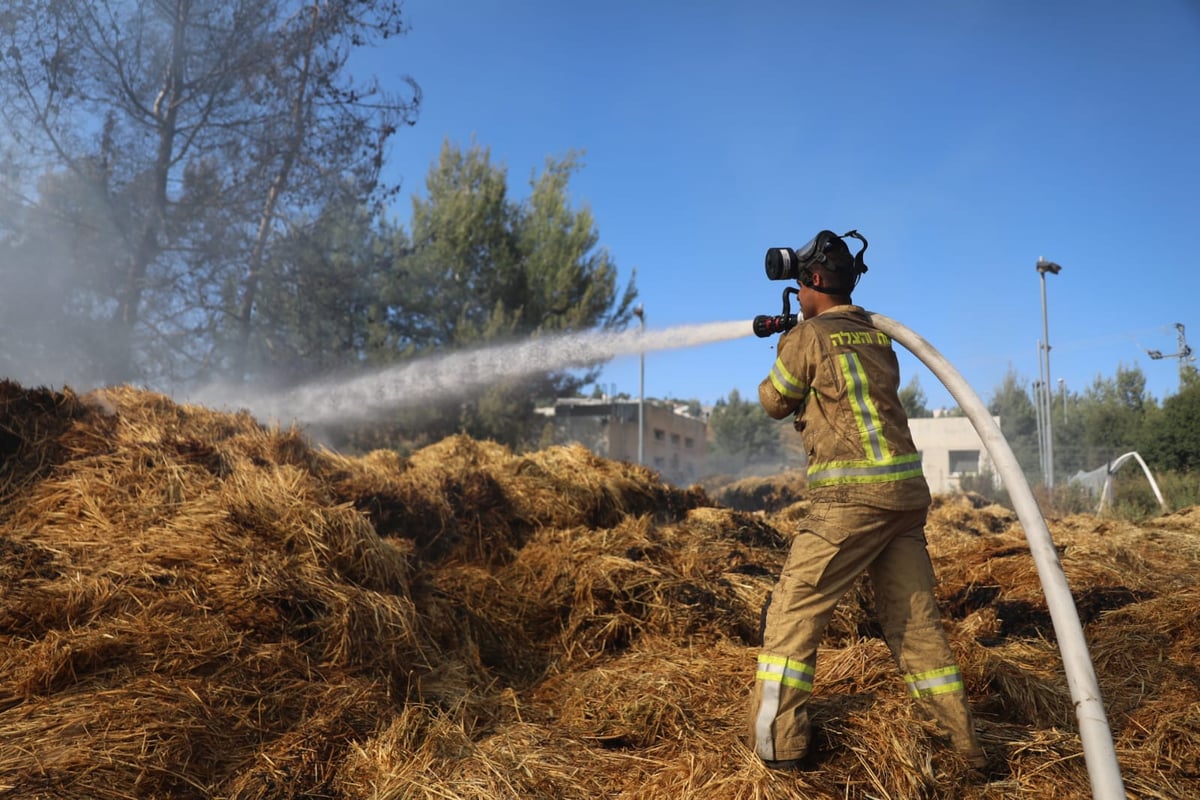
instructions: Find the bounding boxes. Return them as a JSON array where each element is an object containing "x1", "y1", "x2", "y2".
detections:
[
  {"x1": 633, "y1": 304, "x2": 645, "y2": 465},
  {"x1": 1037, "y1": 257, "x2": 1062, "y2": 490},
  {"x1": 1033, "y1": 375, "x2": 1045, "y2": 479}
]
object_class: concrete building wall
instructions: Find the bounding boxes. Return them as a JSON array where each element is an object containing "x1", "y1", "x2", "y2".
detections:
[
  {"x1": 908, "y1": 416, "x2": 1000, "y2": 495},
  {"x1": 538, "y1": 401, "x2": 992, "y2": 494},
  {"x1": 537, "y1": 399, "x2": 708, "y2": 486}
]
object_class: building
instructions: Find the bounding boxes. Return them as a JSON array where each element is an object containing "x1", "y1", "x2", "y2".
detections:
[
  {"x1": 908, "y1": 415, "x2": 999, "y2": 495},
  {"x1": 536, "y1": 398, "x2": 708, "y2": 485}
]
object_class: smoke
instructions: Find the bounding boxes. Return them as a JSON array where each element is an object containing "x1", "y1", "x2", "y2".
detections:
[
  {"x1": 192, "y1": 320, "x2": 754, "y2": 426},
  {"x1": 0, "y1": 215, "x2": 107, "y2": 390},
  {"x1": 0, "y1": 152, "x2": 136, "y2": 392}
]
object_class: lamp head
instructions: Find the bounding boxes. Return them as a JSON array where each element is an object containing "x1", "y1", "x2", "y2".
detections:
[{"x1": 1036, "y1": 257, "x2": 1062, "y2": 276}]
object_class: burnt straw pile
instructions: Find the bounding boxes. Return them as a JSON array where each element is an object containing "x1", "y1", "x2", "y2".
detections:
[{"x1": 1, "y1": 380, "x2": 1197, "y2": 799}]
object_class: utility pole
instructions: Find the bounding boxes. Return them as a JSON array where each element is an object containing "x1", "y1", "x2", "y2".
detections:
[
  {"x1": 1147, "y1": 322, "x2": 1196, "y2": 390},
  {"x1": 1033, "y1": 375, "x2": 1046, "y2": 480},
  {"x1": 1037, "y1": 258, "x2": 1062, "y2": 490},
  {"x1": 633, "y1": 304, "x2": 646, "y2": 465}
]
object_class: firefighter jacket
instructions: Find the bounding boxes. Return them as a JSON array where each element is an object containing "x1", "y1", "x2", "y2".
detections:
[{"x1": 758, "y1": 304, "x2": 931, "y2": 510}]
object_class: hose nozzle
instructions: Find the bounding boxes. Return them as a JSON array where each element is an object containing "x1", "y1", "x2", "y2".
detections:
[{"x1": 753, "y1": 314, "x2": 798, "y2": 338}]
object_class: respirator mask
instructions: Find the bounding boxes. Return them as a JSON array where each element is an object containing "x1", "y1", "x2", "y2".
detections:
[
  {"x1": 764, "y1": 229, "x2": 869, "y2": 293},
  {"x1": 752, "y1": 229, "x2": 870, "y2": 337}
]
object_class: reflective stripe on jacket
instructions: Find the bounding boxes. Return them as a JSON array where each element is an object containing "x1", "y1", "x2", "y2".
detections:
[{"x1": 758, "y1": 305, "x2": 930, "y2": 509}]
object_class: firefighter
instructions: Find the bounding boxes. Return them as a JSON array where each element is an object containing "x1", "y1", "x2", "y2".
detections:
[{"x1": 747, "y1": 230, "x2": 987, "y2": 773}]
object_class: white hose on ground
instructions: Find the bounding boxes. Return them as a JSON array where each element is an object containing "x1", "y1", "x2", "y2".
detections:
[{"x1": 868, "y1": 312, "x2": 1126, "y2": 800}]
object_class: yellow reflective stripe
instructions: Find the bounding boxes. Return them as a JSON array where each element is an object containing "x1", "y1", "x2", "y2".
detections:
[
  {"x1": 905, "y1": 666, "x2": 965, "y2": 698},
  {"x1": 756, "y1": 653, "x2": 815, "y2": 692},
  {"x1": 838, "y1": 352, "x2": 891, "y2": 462},
  {"x1": 769, "y1": 357, "x2": 807, "y2": 400},
  {"x1": 807, "y1": 453, "x2": 924, "y2": 487}
]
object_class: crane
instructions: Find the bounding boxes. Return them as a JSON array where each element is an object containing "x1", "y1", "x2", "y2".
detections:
[{"x1": 1147, "y1": 322, "x2": 1196, "y2": 388}]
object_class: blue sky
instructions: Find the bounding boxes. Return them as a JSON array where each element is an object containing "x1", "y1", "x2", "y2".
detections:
[{"x1": 364, "y1": 0, "x2": 1200, "y2": 411}]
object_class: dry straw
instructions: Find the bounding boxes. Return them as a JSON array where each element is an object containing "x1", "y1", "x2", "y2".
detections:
[{"x1": 1, "y1": 380, "x2": 1198, "y2": 798}]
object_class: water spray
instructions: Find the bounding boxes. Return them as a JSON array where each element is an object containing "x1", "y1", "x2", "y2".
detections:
[{"x1": 193, "y1": 320, "x2": 753, "y2": 426}]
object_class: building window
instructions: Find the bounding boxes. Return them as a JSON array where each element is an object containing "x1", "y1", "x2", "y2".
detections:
[
  {"x1": 670, "y1": 433, "x2": 681, "y2": 445},
  {"x1": 948, "y1": 449, "x2": 980, "y2": 475},
  {"x1": 654, "y1": 428, "x2": 666, "y2": 441},
  {"x1": 685, "y1": 437, "x2": 694, "y2": 449}
]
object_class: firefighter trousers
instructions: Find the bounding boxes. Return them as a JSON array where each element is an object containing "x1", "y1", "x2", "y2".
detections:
[{"x1": 748, "y1": 502, "x2": 984, "y2": 764}]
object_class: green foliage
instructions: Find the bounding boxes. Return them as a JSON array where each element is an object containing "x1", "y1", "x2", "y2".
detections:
[
  {"x1": 898, "y1": 375, "x2": 930, "y2": 418},
  {"x1": 1150, "y1": 470, "x2": 1200, "y2": 512},
  {"x1": 980, "y1": 365, "x2": 1157, "y2": 486},
  {"x1": 1138, "y1": 380, "x2": 1200, "y2": 472},
  {"x1": 957, "y1": 462, "x2": 1200, "y2": 521},
  {"x1": 391, "y1": 141, "x2": 635, "y2": 346},
  {"x1": 395, "y1": 140, "x2": 521, "y2": 348},
  {"x1": 344, "y1": 140, "x2": 637, "y2": 451},
  {"x1": 1074, "y1": 364, "x2": 1149, "y2": 467},
  {"x1": 1182, "y1": 364, "x2": 1200, "y2": 391},
  {"x1": 708, "y1": 388, "x2": 784, "y2": 474},
  {"x1": 1045, "y1": 480, "x2": 1103, "y2": 516},
  {"x1": 1098, "y1": 469, "x2": 1177, "y2": 519},
  {"x1": 987, "y1": 367, "x2": 1041, "y2": 482},
  {"x1": 1047, "y1": 386, "x2": 1086, "y2": 477},
  {"x1": 0, "y1": 0, "x2": 419, "y2": 386},
  {"x1": 250, "y1": 186, "x2": 396, "y2": 384},
  {"x1": 953, "y1": 362, "x2": 1200, "y2": 521}
]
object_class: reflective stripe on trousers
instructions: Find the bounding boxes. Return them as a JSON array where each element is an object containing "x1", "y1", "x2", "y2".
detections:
[
  {"x1": 905, "y1": 665, "x2": 965, "y2": 697},
  {"x1": 753, "y1": 653, "x2": 814, "y2": 761}
]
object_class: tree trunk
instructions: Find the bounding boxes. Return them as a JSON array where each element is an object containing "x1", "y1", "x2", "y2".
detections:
[
  {"x1": 112, "y1": 0, "x2": 190, "y2": 382},
  {"x1": 231, "y1": 3, "x2": 320, "y2": 384}
]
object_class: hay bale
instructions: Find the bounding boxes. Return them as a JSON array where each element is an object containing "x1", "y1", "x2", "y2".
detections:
[
  {"x1": 706, "y1": 469, "x2": 808, "y2": 513},
  {"x1": 472, "y1": 511, "x2": 773, "y2": 665},
  {"x1": 0, "y1": 380, "x2": 93, "y2": 509},
  {"x1": 315, "y1": 436, "x2": 705, "y2": 566},
  {"x1": 503, "y1": 443, "x2": 706, "y2": 528},
  {"x1": 2, "y1": 382, "x2": 1200, "y2": 798},
  {"x1": 0, "y1": 384, "x2": 451, "y2": 797}
]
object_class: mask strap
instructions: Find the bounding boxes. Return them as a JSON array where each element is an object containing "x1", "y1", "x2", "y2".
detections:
[
  {"x1": 801, "y1": 230, "x2": 870, "y2": 293},
  {"x1": 840, "y1": 229, "x2": 869, "y2": 276}
]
